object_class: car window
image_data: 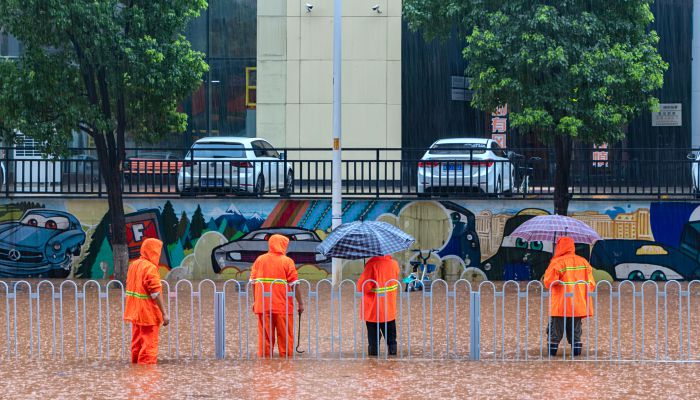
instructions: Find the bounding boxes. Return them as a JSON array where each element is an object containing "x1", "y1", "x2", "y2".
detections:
[
  {"x1": 191, "y1": 142, "x2": 245, "y2": 158},
  {"x1": 252, "y1": 232, "x2": 269, "y2": 240},
  {"x1": 251, "y1": 141, "x2": 266, "y2": 158},
  {"x1": 490, "y1": 142, "x2": 506, "y2": 158},
  {"x1": 428, "y1": 142, "x2": 486, "y2": 155},
  {"x1": 21, "y1": 214, "x2": 70, "y2": 230},
  {"x1": 261, "y1": 141, "x2": 280, "y2": 158},
  {"x1": 290, "y1": 233, "x2": 314, "y2": 241}
]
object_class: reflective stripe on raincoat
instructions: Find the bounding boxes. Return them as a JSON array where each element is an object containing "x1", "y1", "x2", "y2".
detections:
[{"x1": 543, "y1": 237, "x2": 596, "y2": 318}]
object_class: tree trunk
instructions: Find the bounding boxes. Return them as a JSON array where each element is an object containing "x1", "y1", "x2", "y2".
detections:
[
  {"x1": 553, "y1": 135, "x2": 573, "y2": 216},
  {"x1": 95, "y1": 136, "x2": 129, "y2": 281}
]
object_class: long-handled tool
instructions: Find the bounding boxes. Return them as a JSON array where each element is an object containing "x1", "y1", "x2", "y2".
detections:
[{"x1": 296, "y1": 309, "x2": 305, "y2": 354}]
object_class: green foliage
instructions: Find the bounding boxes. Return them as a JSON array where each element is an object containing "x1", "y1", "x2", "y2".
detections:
[
  {"x1": 404, "y1": 0, "x2": 667, "y2": 144},
  {"x1": 161, "y1": 200, "x2": 178, "y2": 245},
  {"x1": 0, "y1": 0, "x2": 209, "y2": 154},
  {"x1": 76, "y1": 212, "x2": 110, "y2": 278},
  {"x1": 176, "y1": 210, "x2": 190, "y2": 241},
  {"x1": 189, "y1": 205, "x2": 205, "y2": 239}
]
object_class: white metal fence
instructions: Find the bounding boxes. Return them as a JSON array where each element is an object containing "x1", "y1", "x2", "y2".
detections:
[{"x1": 1, "y1": 279, "x2": 699, "y2": 362}]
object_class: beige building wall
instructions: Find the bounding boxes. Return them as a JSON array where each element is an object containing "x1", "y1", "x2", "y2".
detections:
[{"x1": 257, "y1": 0, "x2": 401, "y2": 160}]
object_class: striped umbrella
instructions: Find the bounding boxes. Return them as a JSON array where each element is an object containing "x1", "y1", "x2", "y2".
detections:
[
  {"x1": 317, "y1": 221, "x2": 415, "y2": 260},
  {"x1": 510, "y1": 215, "x2": 601, "y2": 245}
]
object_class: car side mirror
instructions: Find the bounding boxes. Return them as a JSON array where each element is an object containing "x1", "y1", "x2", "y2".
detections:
[
  {"x1": 687, "y1": 152, "x2": 697, "y2": 161},
  {"x1": 279, "y1": 151, "x2": 286, "y2": 160}
]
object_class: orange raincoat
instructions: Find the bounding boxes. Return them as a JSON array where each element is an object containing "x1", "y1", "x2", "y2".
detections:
[
  {"x1": 250, "y1": 234, "x2": 299, "y2": 357},
  {"x1": 357, "y1": 255, "x2": 400, "y2": 323},
  {"x1": 543, "y1": 237, "x2": 596, "y2": 318},
  {"x1": 124, "y1": 238, "x2": 164, "y2": 364}
]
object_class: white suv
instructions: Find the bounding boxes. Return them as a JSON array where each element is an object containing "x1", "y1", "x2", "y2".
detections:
[{"x1": 177, "y1": 137, "x2": 293, "y2": 195}]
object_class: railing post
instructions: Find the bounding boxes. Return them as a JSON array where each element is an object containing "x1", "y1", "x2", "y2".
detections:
[
  {"x1": 214, "y1": 291, "x2": 226, "y2": 360},
  {"x1": 375, "y1": 149, "x2": 380, "y2": 198},
  {"x1": 469, "y1": 291, "x2": 481, "y2": 361}
]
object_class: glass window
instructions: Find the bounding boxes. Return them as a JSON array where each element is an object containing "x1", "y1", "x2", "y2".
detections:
[
  {"x1": 190, "y1": 142, "x2": 245, "y2": 158},
  {"x1": 251, "y1": 141, "x2": 266, "y2": 157},
  {"x1": 491, "y1": 142, "x2": 506, "y2": 158},
  {"x1": 428, "y1": 142, "x2": 487, "y2": 155},
  {"x1": 261, "y1": 141, "x2": 279, "y2": 158},
  {"x1": 209, "y1": 0, "x2": 257, "y2": 59}
]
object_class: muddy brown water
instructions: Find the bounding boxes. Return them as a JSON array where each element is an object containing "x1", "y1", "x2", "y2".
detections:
[{"x1": 1, "y1": 280, "x2": 699, "y2": 399}]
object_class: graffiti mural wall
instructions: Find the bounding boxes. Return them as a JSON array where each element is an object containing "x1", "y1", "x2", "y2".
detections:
[{"x1": 1, "y1": 198, "x2": 699, "y2": 282}]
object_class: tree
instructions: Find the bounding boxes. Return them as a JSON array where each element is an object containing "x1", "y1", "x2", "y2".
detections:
[
  {"x1": 161, "y1": 201, "x2": 178, "y2": 245},
  {"x1": 189, "y1": 205, "x2": 205, "y2": 239},
  {"x1": 76, "y1": 212, "x2": 111, "y2": 279},
  {"x1": 404, "y1": 0, "x2": 667, "y2": 214},
  {"x1": 0, "y1": 1, "x2": 208, "y2": 279},
  {"x1": 176, "y1": 211, "x2": 190, "y2": 241}
]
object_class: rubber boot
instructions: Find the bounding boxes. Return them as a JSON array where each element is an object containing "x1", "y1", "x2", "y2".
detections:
[
  {"x1": 573, "y1": 342, "x2": 582, "y2": 357},
  {"x1": 548, "y1": 343, "x2": 559, "y2": 357},
  {"x1": 388, "y1": 344, "x2": 397, "y2": 356},
  {"x1": 368, "y1": 346, "x2": 378, "y2": 357}
]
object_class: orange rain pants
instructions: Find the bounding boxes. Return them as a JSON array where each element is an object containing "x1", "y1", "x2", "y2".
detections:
[
  {"x1": 257, "y1": 313, "x2": 294, "y2": 358},
  {"x1": 131, "y1": 324, "x2": 160, "y2": 364}
]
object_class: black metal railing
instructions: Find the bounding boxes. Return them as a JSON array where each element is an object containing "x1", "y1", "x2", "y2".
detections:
[{"x1": 0, "y1": 146, "x2": 697, "y2": 199}]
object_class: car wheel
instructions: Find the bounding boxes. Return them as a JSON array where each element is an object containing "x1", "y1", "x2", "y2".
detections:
[
  {"x1": 650, "y1": 270, "x2": 667, "y2": 282},
  {"x1": 627, "y1": 270, "x2": 645, "y2": 281},
  {"x1": 254, "y1": 175, "x2": 265, "y2": 197},
  {"x1": 280, "y1": 170, "x2": 294, "y2": 195}
]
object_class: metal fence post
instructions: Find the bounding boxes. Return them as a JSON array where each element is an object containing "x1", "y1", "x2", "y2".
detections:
[
  {"x1": 214, "y1": 291, "x2": 226, "y2": 360},
  {"x1": 469, "y1": 291, "x2": 481, "y2": 361}
]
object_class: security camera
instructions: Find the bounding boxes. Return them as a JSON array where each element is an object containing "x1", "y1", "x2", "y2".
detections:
[
  {"x1": 305, "y1": 3, "x2": 314, "y2": 12},
  {"x1": 371, "y1": 4, "x2": 382, "y2": 13}
]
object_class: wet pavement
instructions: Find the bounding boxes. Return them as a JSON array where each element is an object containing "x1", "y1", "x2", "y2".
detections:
[
  {"x1": 0, "y1": 359, "x2": 698, "y2": 399},
  {"x1": 1, "y1": 280, "x2": 699, "y2": 398}
]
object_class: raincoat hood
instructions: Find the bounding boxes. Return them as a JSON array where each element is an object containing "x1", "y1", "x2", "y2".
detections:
[
  {"x1": 140, "y1": 238, "x2": 163, "y2": 266},
  {"x1": 268, "y1": 234, "x2": 289, "y2": 255},
  {"x1": 553, "y1": 237, "x2": 575, "y2": 259}
]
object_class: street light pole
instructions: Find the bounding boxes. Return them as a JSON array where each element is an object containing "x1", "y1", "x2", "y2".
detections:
[{"x1": 331, "y1": 0, "x2": 342, "y2": 285}]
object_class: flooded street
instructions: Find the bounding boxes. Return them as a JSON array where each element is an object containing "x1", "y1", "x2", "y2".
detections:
[
  {"x1": 1, "y1": 359, "x2": 698, "y2": 399},
  {"x1": 2, "y1": 280, "x2": 700, "y2": 398}
]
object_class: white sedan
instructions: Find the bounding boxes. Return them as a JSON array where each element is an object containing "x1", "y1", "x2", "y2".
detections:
[
  {"x1": 177, "y1": 137, "x2": 293, "y2": 195},
  {"x1": 417, "y1": 138, "x2": 514, "y2": 195}
]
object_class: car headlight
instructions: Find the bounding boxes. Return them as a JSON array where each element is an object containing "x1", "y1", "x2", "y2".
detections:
[
  {"x1": 52, "y1": 242, "x2": 61, "y2": 251},
  {"x1": 315, "y1": 253, "x2": 326, "y2": 262},
  {"x1": 229, "y1": 252, "x2": 242, "y2": 261}
]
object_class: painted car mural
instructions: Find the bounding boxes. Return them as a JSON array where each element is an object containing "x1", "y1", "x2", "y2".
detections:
[
  {"x1": 211, "y1": 227, "x2": 331, "y2": 273},
  {"x1": 0, "y1": 209, "x2": 85, "y2": 278},
  {"x1": 590, "y1": 240, "x2": 700, "y2": 281}
]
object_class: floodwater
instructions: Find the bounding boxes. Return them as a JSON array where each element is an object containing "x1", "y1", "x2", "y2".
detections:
[
  {"x1": 1, "y1": 280, "x2": 700, "y2": 399},
  {"x1": 1, "y1": 359, "x2": 698, "y2": 399}
]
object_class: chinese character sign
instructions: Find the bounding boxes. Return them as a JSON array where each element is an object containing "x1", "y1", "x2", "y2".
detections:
[
  {"x1": 491, "y1": 104, "x2": 508, "y2": 148},
  {"x1": 592, "y1": 144, "x2": 609, "y2": 168}
]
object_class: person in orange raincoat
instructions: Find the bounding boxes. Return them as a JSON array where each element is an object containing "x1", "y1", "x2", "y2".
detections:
[
  {"x1": 250, "y1": 234, "x2": 305, "y2": 358},
  {"x1": 543, "y1": 236, "x2": 596, "y2": 357},
  {"x1": 123, "y1": 238, "x2": 170, "y2": 364},
  {"x1": 357, "y1": 255, "x2": 400, "y2": 356}
]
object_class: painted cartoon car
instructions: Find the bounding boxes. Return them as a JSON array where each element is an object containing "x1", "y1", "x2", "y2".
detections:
[
  {"x1": 0, "y1": 209, "x2": 86, "y2": 278},
  {"x1": 211, "y1": 228, "x2": 331, "y2": 273},
  {"x1": 590, "y1": 240, "x2": 700, "y2": 281}
]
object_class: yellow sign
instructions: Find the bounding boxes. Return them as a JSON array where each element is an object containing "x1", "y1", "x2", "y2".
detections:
[{"x1": 333, "y1": 138, "x2": 340, "y2": 150}]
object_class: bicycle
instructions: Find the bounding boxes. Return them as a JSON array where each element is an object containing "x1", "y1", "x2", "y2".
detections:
[
  {"x1": 403, "y1": 248, "x2": 440, "y2": 292},
  {"x1": 508, "y1": 152, "x2": 542, "y2": 194}
]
